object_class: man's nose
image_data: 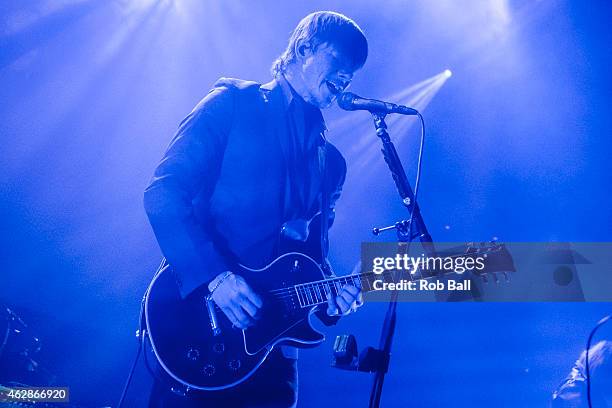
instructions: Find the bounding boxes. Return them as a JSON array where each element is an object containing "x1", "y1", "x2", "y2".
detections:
[{"x1": 336, "y1": 73, "x2": 353, "y2": 91}]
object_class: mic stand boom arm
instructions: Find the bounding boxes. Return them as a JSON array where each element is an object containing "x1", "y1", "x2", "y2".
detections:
[
  {"x1": 372, "y1": 113, "x2": 434, "y2": 251},
  {"x1": 368, "y1": 112, "x2": 436, "y2": 408}
]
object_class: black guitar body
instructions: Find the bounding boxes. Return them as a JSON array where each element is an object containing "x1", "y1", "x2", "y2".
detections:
[
  {"x1": 144, "y1": 252, "x2": 327, "y2": 392},
  {"x1": 144, "y1": 239, "x2": 514, "y2": 392}
]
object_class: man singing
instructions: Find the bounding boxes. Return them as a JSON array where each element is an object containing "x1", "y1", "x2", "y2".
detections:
[{"x1": 144, "y1": 11, "x2": 368, "y2": 407}]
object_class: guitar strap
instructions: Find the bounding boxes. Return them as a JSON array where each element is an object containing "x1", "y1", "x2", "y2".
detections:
[
  {"x1": 319, "y1": 140, "x2": 333, "y2": 278},
  {"x1": 316, "y1": 141, "x2": 343, "y2": 327}
]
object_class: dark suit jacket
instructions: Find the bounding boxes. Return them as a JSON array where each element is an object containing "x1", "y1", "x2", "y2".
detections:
[{"x1": 144, "y1": 77, "x2": 346, "y2": 298}]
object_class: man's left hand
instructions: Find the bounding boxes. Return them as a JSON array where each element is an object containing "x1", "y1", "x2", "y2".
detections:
[{"x1": 326, "y1": 285, "x2": 363, "y2": 316}]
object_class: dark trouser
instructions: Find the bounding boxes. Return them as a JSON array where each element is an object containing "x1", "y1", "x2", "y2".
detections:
[{"x1": 149, "y1": 350, "x2": 298, "y2": 408}]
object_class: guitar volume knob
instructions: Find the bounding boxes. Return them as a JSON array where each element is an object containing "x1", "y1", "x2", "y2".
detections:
[
  {"x1": 228, "y1": 359, "x2": 242, "y2": 371},
  {"x1": 186, "y1": 347, "x2": 200, "y2": 361},
  {"x1": 213, "y1": 343, "x2": 225, "y2": 354},
  {"x1": 203, "y1": 364, "x2": 216, "y2": 376}
]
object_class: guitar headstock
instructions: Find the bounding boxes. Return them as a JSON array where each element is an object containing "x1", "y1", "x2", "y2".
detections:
[{"x1": 463, "y1": 239, "x2": 516, "y2": 283}]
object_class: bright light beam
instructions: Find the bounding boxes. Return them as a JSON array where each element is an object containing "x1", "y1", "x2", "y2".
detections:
[{"x1": 336, "y1": 69, "x2": 452, "y2": 173}]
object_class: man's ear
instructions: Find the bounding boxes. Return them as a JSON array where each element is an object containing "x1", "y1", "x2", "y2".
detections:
[{"x1": 295, "y1": 39, "x2": 312, "y2": 60}]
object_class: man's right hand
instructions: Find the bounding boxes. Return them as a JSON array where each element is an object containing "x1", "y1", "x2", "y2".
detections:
[{"x1": 209, "y1": 272, "x2": 263, "y2": 330}]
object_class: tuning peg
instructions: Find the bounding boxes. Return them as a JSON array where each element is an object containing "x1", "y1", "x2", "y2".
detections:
[
  {"x1": 489, "y1": 239, "x2": 500, "y2": 250},
  {"x1": 465, "y1": 242, "x2": 477, "y2": 254}
]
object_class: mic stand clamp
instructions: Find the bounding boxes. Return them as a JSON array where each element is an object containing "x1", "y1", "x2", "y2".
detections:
[{"x1": 372, "y1": 220, "x2": 420, "y2": 241}]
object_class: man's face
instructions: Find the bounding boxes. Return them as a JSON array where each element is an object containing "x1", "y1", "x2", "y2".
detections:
[{"x1": 298, "y1": 42, "x2": 356, "y2": 109}]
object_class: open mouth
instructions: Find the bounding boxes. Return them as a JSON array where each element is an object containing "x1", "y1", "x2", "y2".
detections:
[{"x1": 325, "y1": 80, "x2": 341, "y2": 95}]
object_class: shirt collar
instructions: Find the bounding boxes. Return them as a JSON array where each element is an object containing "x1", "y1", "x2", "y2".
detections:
[
  {"x1": 275, "y1": 74, "x2": 328, "y2": 136},
  {"x1": 275, "y1": 74, "x2": 296, "y2": 109}
]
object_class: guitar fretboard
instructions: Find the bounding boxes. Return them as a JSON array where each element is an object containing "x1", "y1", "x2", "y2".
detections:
[
  {"x1": 268, "y1": 245, "x2": 507, "y2": 308},
  {"x1": 291, "y1": 267, "x2": 447, "y2": 308}
]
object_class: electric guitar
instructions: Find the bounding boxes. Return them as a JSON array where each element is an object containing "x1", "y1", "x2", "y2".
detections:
[{"x1": 144, "y1": 242, "x2": 514, "y2": 393}]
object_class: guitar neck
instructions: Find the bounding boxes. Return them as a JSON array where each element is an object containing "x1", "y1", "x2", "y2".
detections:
[
  {"x1": 287, "y1": 244, "x2": 511, "y2": 308},
  {"x1": 290, "y1": 268, "x2": 453, "y2": 308}
]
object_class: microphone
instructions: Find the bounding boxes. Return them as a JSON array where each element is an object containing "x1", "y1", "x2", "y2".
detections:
[{"x1": 337, "y1": 92, "x2": 419, "y2": 116}]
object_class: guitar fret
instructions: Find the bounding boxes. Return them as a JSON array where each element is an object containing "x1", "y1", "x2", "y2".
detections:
[
  {"x1": 363, "y1": 274, "x2": 372, "y2": 291},
  {"x1": 321, "y1": 283, "x2": 330, "y2": 301},
  {"x1": 305, "y1": 285, "x2": 313, "y2": 305},
  {"x1": 315, "y1": 283, "x2": 326, "y2": 303},
  {"x1": 294, "y1": 286, "x2": 304, "y2": 307},
  {"x1": 314, "y1": 283, "x2": 324, "y2": 303},
  {"x1": 311, "y1": 284, "x2": 319, "y2": 303},
  {"x1": 300, "y1": 285, "x2": 307, "y2": 305},
  {"x1": 323, "y1": 281, "x2": 332, "y2": 300},
  {"x1": 300, "y1": 285, "x2": 308, "y2": 306}
]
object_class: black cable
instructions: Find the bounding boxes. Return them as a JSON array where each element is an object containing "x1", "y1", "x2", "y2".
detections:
[
  {"x1": 117, "y1": 258, "x2": 166, "y2": 408},
  {"x1": 586, "y1": 315, "x2": 610, "y2": 408},
  {"x1": 116, "y1": 297, "x2": 147, "y2": 408},
  {"x1": 406, "y1": 112, "x2": 425, "y2": 238},
  {"x1": 117, "y1": 331, "x2": 145, "y2": 408}
]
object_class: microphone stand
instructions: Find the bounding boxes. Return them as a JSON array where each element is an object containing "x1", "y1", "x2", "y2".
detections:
[{"x1": 368, "y1": 112, "x2": 436, "y2": 408}]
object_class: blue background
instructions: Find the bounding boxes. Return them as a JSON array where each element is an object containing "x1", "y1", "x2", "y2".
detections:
[{"x1": 1, "y1": 0, "x2": 611, "y2": 406}]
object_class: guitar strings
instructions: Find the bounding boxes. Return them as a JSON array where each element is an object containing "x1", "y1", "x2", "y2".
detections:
[
  {"x1": 263, "y1": 246, "x2": 501, "y2": 306},
  {"x1": 264, "y1": 249, "x2": 501, "y2": 305},
  {"x1": 265, "y1": 269, "x2": 424, "y2": 306},
  {"x1": 266, "y1": 245, "x2": 498, "y2": 295}
]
